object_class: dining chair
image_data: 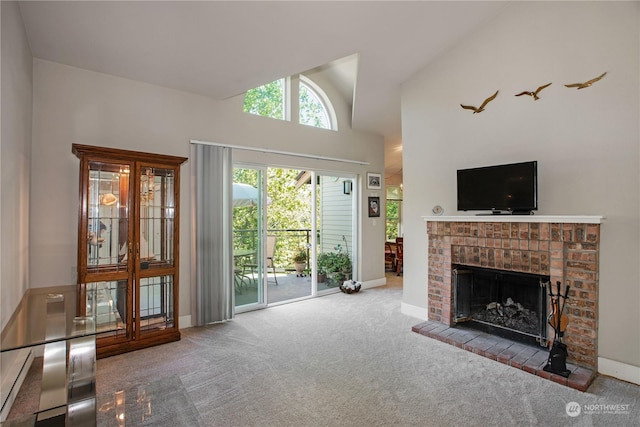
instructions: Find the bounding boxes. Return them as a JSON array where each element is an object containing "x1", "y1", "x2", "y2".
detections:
[
  {"x1": 395, "y1": 237, "x2": 403, "y2": 276},
  {"x1": 385, "y1": 242, "x2": 396, "y2": 272}
]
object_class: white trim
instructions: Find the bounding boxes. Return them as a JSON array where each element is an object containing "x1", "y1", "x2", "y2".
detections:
[
  {"x1": 361, "y1": 277, "x2": 387, "y2": 289},
  {"x1": 423, "y1": 215, "x2": 604, "y2": 224},
  {"x1": 190, "y1": 139, "x2": 369, "y2": 166},
  {"x1": 401, "y1": 302, "x2": 428, "y2": 321},
  {"x1": 283, "y1": 77, "x2": 291, "y2": 122},
  {"x1": 598, "y1": 357, "x2": 640, "y2": 385},
  {"x1": 311, "y1": 171, "x2": 318, "y2": 296}
]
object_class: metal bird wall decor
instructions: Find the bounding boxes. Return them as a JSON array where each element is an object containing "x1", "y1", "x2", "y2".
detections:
[
  {"x1": 460, "y1": 90, "x2": 499, "y2": 113},
  {"x1": 459, "y1": 70, "x2": 608, "y2": 114},
  {"x1": 515, "y1": 83, "x2": 552, "y2": 100},
  {"x1": 565, "y1": 72, "x2": 607, "y2": 89}
]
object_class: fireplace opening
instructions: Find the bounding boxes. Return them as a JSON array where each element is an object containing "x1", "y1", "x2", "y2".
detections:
[{"x1": 453, "y1": 265, "x2": 549, "y2": 346}]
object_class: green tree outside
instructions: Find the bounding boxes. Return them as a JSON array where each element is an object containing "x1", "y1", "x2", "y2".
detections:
[
  {"x1": 243, "y1": 77, "x2": 331, "y2": 129},
  {"x1": 299, "y1": 82, "x2": 329, "y2": 129},
  {"x1": 233, "y1": 168, "x2": 312, "y2": 266},
  {"x1": 386, "y1": 200, "x2": 399, "y2": 241},
  {"x1": 243, "y1": 79, "x2": 284, "y2": 120}
]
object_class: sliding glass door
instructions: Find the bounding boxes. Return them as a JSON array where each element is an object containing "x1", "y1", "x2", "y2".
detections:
[
  {"x1": 233, "y1": 167, "x2": 266, "y2": 308},
  {"x1": 316, "y1": 174, "x2": 354, "y2": 292},
  {"x1": 265, "y1": 168, "x2": 313, "y2": 304},
  {"x1": 233, "y1": 166, "x2": 356, "y2": 311}
]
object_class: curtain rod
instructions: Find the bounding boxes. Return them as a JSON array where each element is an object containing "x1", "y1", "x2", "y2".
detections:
[{"x1": 190, "y1": 139, "x2": 369, "y2": 166}]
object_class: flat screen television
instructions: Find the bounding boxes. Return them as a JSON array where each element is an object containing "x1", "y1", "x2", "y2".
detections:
[{"x1": 457, "y1": 161, "x2": 538, "y2": 214}]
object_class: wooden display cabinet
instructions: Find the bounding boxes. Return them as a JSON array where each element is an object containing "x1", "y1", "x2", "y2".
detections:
[{"x1": 72, "y1": 144, "x2": 187, "y2": 358}]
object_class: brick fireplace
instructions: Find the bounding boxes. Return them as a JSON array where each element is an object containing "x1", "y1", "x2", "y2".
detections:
[{"x1": 420, "y1": 216, "x2": 602, "y2": 387}]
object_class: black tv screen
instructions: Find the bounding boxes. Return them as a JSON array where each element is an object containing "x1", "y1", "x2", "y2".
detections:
[{"x1": 457, "y1": 161, "x2": 538, "y2": 214}]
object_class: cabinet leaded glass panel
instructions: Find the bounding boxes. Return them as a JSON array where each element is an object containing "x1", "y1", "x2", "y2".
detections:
[
  {"x1": 139, "y1": 275, "x2": 174, "y2": 333},
  {"x1": 87, "y1": 161, "x2": 130, "y2": 273},
  {"x1": 85, "y1": 281, "x2": 127, "y2": 337},
  {"x1": 138, "y1": 166, "x2": 175, "y2": 267}
]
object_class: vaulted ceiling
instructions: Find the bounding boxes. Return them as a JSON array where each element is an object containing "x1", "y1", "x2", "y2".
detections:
[{"x1": 18, "y1": 1, "x2": 507, "y2": 183}]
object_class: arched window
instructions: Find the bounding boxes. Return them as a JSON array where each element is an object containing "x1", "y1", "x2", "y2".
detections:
[
  {"x1": 243, "y1": 78, "x2": 286, "y2": 120},
  {"x1": 299, "y1": 76, "x2": 336, "y2": 130},
  {"x1": 243, "y1": 75, "x2": 337, "y2": 131}
]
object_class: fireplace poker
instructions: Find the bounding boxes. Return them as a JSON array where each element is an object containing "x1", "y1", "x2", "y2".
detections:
[
  {"x1": 558, "y1": 283, "x2": 570, "y2": 338},
  {"x1": 546, "y1": 282, "x2": 559, "y2": 343}
]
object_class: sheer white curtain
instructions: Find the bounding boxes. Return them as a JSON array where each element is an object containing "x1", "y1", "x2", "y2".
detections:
[{"x1": 190, "y1": 143, "x2": 234, "y2": 325}]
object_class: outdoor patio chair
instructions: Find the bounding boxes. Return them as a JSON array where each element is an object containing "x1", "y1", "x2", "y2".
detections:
[{"x1": 244, "y1": 235, "x2": 278, "y2": 286}]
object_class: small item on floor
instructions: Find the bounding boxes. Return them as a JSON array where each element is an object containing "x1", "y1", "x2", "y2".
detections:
[{"x1": 340, "y1": 280, "x2": 361, "y2": 294}]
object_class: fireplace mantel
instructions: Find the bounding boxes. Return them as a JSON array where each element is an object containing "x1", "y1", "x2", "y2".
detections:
[{"x1": 423, "y1": 215, "x2": 604, "y2": 224}]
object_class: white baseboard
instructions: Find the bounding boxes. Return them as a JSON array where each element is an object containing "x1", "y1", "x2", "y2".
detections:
[
  {"x1": 598, "y1": 357, "x2": 640, "y2": 385},
  {"x1": 401, "y1": 302, "x2": 428, "y2": 321},
  {"x1": 361, "y1": 277, "x2": 386, "y2": 289},
  {"x1": 1, "y1": 348, "x2": 33, "y2": 423}
]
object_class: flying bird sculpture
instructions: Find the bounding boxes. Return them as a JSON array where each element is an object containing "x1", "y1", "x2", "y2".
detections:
[
  {"x1": 565, "y1": 72, "x2": 607, "y2": 89},
  {"x1": 460, "y1": 90, "x2": 499, "y2": 113},
  {"x1": 515, "y1": 83, "x2": 552, "y2": 100}
]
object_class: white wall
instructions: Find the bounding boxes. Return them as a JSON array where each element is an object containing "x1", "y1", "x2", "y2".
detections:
[
  {"x1": 30, "y1": 59, "x2": 385, "y2": 320},
  {"x1": 1, "y1": 1, "x2": 32, "y2": 331},
  {"x1": 401, "y1": 2, "x2": 639, "y2": 372}
]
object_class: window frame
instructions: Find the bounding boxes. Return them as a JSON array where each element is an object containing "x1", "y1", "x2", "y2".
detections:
[
  {"x1": 243, "y1": 75, "x2": 337, "y2": 131},
  {"x1": 298, "y1": 75, "x2": 337, "y2": 131}
]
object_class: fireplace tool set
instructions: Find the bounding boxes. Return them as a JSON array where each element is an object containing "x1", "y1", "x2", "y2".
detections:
[{"x1": 543, "y1": 281, "x2": 571, "y2": 377}]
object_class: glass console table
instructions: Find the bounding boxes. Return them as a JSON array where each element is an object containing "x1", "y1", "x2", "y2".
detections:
[{"x1": 1, "y1": 287, "x2": 111, "y2": 426}]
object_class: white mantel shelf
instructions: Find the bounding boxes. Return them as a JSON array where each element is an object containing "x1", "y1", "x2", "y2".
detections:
[{"x1": 422, "y1": 215, "x2": 604, "y2": 224}]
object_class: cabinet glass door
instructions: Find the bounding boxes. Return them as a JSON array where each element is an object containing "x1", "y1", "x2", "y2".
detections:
[
  {"x1": 136, "y1": 166, "x2": 177, "y2": 335},
  {"x1": 83, "y1": 160, "x2": 132, "y2": 339},
  {"x1": 86, "y1": 161, "x2": 131, "y2": 272}
]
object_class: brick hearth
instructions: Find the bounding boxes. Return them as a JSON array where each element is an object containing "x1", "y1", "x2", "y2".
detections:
[
  {"x1": 411, "y1": 320, "x2": 595, "y2": 391},
  {"x1": 418, "y1": 216, "x2": 602, "y2": 389}
]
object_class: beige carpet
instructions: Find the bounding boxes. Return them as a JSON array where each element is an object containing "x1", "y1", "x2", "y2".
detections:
[{"x1": 7, "y1": 274, "x2": 639, "y2": 426}]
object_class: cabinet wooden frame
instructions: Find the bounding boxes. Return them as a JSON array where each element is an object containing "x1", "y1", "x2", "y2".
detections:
[{"x1": 73, "y1": 144, "x2": 187, "y2": 358}]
